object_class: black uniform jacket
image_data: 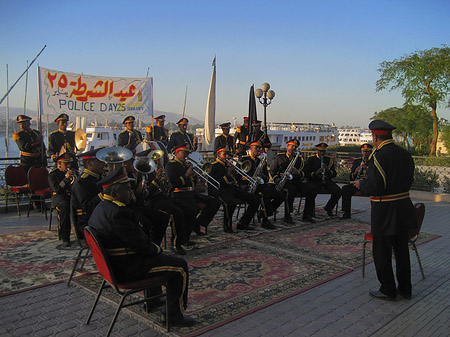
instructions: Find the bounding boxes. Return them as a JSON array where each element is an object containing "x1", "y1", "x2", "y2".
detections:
[
  {"x1": 165, "y1": 158, "x2": 196, "y2": 195},
  {"x1": 167, "y1": 131, "x2": 197, "y2": 153},
  {"x1": 270, "y1": 152, "x2": 305, "y2": 182},
  {"x1": 234, "y1": 125, "x2": 249, "y2": 152},
  {"x1": 214, "y1": 134, "x2": 234, "y2": 154},
  {"x1": 117, "y1": 129, "x2": 143, "y2": 151},
  {"x1": 71, "y1": 169, "x2": 103, "y2": 227},
  {"x1": 349, "y1": 158, "x2": 368, "y2": 181},
  {"x1": 48, "y1": 169, "x2": 73, "y2": 204},
  {"x1": 88, "y1": 196, "x2": 162, "y2": 282},
  {"x1": 208, "y1": 159, "x2": 239, "y2": 197},
  {"x1": 13, "y1": 129, "x2": 47, "y2": 166},
  {"x1": 359, "y1": 140, "x2": 417, "y2": 236},
  {"x1": 304, "y1": 154, "x2": 336, "y2": 182},
  {"x1": 239, "y1": 154, "x2": 269, "y2": 185},
  {"x1": 248, "y1": 130, "x2": 271, "y2": 149},
  {"x1": 48, "y1": 130, "x2": 76, "y2": 159},
  {"x1": 147, "y1": 125, "x2": 169, "y2": 145}
]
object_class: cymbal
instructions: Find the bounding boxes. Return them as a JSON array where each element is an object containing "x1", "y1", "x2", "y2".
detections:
[{"x1": 75, "y1": 128, "x2": 87, "y2": 151}]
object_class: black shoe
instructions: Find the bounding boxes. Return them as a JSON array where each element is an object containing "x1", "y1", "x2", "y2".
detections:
[
  {"x1": 184, "y1": 240, "x2": 196, "y2": 246},
  {"x1": 161, "y1": 313, "x2": 197, "y2": 327},
  {"x1": 369, "y1": 290, "x2": 396, "y2": 301},
  {"x1": 62, "y1": 240, "x2": 70, "y2": 247},
  {"x1": 223, "y1": 226, "x2": 234, "y2": 233},
  {"x1": 339, "y1": 213, "x2": 351, "y2": 220},
  {"x1": 323, "y1": 207, "x2": 334, "y2": 216},
  {"x1": 262, "y1": 218, "x2": 276, "y2": 229},
  {"x1": 193, "y1": 226, "x2": 206, "y2": 236},
  {"x1": 283, "y1": 215, "x2": 295, "y2": 225},
  {"x1": 172, "y1": 245, "x2": 186, "y2": 255},
  {"x1": 237, "y1": 223, "x2": 255, "y2": 230},
  {"x1": 397, "y1": 288, "x2": 412, "y2": 300},
  {"x1": 302, "y1": 216, "x2": 316, "y2": 223}
]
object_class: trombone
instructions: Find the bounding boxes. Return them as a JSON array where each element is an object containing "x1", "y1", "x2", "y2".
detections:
[
  {"x1": 186, "y1": 152, "x2": 220, "y2": 190},
  {"x1": 227, "y1": 158, "x2": 264, "y2": 186}
]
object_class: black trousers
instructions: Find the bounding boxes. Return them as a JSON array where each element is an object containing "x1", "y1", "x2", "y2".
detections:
[
  {"x1": 341, "y1": 183, "x2": 358, "y2": 214},
  {"x1": 193, "y1": 193, "x2": 221, "y2": 229},
  {"x1": 255, "y1": 183, "x2": 285, "y2": 218},
  {"x1": 217, "y1": 187, "x2": 260, "y2": 230},
  {"x1": 53, "y1": 196, "x2": 71, "y2": 242},
  {"x1": 283, "y1": 179, "x2": 317, "y2": 218},
  {"x1": 372, "y1": 231, "x2": 412, "y2": 297},
  {"x1": 308, "y1": 180, "x2": 342, "y2": 211}
]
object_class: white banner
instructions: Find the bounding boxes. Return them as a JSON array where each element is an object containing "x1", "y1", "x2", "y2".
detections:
[{"x1": 38, "y1": 66, "x2": 153, "y2": 118}]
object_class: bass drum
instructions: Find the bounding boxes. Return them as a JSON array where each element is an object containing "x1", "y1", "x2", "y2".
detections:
[{"x1": 135, "y1": 141, "x2": 169, "y2": 166}]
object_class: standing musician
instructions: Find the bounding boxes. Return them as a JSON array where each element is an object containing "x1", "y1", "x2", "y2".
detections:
[
  {"x1": 117, "y1": 115, "x2": 143, "y2": 151},
  {"x1": 270, "y1": 139, "x2": 317, "y2": 224},
  {"x1": 233, "y1": 117, "x2": 249, "y2": 157},
  {"x1": 352, "y1": 120, "x2": 417, "y2": 301},
  {"x1": 214, "y1": 122, "x2": 234, "y2": 155},
  {"x1": 48, "y1": 113, "x2": 77, "y2": 168},
  {"x1": 48, "y1": 153, "x2": 76, "y2": 247},
  {"x1": 87, "y1": 168, "x2": 196, "y2": 327},
  {"x1": 239, "y1": 141, "x2": 284, "y2": 229},
  {"x1": 71, "y1": 148, "x2": 105, "y2": 241},
  {"x1": 305, "y1": 143, "x2": 342, "y2": 217},
  {"x1": 339, "y1": 143, "x2": 373, "y2": 220},
  {"x1": 165, "y1": 144, "x2": 220, "y2": 245},
  {"x1": 167, "y1": 118, "x2": 198, "y2": 154},
  {"x1": 13, "y1": 115, "x2": 47, "y2": 172},
  {"x1": 248, "y1": 120, "x2": 271, "y2": 151},
  {"x1": 146, "y1": 114, "x2": 169, "y2": 146},
  {"x1": 208, "y1": 146, "x2": 260, "y2": 233}
]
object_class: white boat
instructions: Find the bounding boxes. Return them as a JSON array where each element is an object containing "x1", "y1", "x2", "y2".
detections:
[
  {"x1": 338, "y1": 128, "x2": 371, "y2": 146},
  {"x1": 83, "y1": 126, "x2": 121, "y2": 152}
]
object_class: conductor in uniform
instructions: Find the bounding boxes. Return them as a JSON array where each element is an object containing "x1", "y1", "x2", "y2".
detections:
[
  {"x1": 233, "y1": 117, "x2": 249, "y2": 157},
  {"x1": 146, "y1": 115, "x2": 169, "y2": 146},
  {"x1": 71, "y1": 148, "x2": 106, "y2": 240},
  {"x1": 117, "y1": 116, "x2": 143, "y2": 151},
  {"x1": 339, "y1": 143, "x2": 373, "y2": 220},
  {"x1": 87, "y1": 168, "x2": 196, "y2": 326},
  {"x1": 214, "y1": 122, "x2": 234, "y2": 155},
  {"x1": 305, "y1": 143, "x2": 342, "y2": 217},
  {"x1": 167, "y1": 118, "x2": 197, "y2": 153},
  {"x1": 352, "y1": 120, "x2": 417, "y2": 301},
  {"x1": 13, "y1": 115, "x2": 47, "y2": 172},
  {"x1": 48, "y1": 113, "x2": 77, "y2": 167}
]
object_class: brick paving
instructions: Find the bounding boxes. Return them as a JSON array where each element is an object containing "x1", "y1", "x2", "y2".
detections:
[{"x1": 0, "y1": 194, "x2": 449, "y2": 336}]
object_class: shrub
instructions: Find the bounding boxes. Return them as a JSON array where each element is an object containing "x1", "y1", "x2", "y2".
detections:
[{"x1": 412, "y1": 168, "x2": 440, "y2": 192}]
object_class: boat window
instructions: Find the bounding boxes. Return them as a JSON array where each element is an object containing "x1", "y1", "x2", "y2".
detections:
[
  {"x1": 86, "y1": 133, "x2": 93, "y2": 139},
  {"x1": 320, "y1": 136, "x2": 324, "y2": 141}
]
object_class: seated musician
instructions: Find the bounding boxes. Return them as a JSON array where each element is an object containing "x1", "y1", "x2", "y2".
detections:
[
  {"x1": 340, "y1": 143, "x2": 373, "y2": 219},
  {"x1": 304, "y1": 143, "x2": 342, "y2": 217},
  {"x1": 71, "y1": 148, "x2": 106, "y2": 241},
  {"x1": 208, "y1": 146, "x2": 260, "y2": 233},
  {"x1": 48, "y1": 153, "x2": 76, "y2": 247},
  {"x1": 270, "y1": 139, "x2": 317, "y2": 223},
  {"x1": 239, "y1": 141, "x2": 284, "y2": 229},
  {"x1": 165, "y1": 144, "x2": 220, "y2": 246},
  {"x1": 214, "y1": 122, "x2": 235, "y2": 155},
  {"x1": 87, "y1": 168, "x2": 196, "y2": 327}
]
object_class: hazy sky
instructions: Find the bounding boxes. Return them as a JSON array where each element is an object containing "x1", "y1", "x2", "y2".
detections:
[{"x1": 1, "y1": 0, "x2": 449, "y2": 128}]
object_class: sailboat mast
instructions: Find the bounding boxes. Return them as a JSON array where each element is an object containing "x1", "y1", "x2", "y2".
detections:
[
  {"x1": 5, "y1": 64, "x2": 9, "y2": 157},
  {"x1": 23, "y1": 60, "x2": 28, "y2": 114},
  {"x1": 182, "y1": 85, "x2": 188, "y2": 118}
]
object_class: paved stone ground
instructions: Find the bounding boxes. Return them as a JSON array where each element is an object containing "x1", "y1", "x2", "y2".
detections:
[{"x1": 1, "y1": 194, "x2": 449, "y2": 337}]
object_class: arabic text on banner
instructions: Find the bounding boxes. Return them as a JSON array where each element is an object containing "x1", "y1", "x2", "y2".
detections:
[{"x1": 38, "y1": 66, "x2": 153, "y2": 118}]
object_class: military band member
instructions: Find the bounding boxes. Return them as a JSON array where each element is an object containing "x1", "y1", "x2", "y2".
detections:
[
  {"x1": 352, "y1": 120, "x2": 417, "y2": 301},
  {"x1": 167, "y1": 118, "x2": 198, "y2": 153},
  {"x1": 48, "y1": 153, "x2": 76, "y2": 247},
  {"x1": 214, "y1": 122, "x2": 234, "y2": 155},
  {"x1": 48, "y1": 113, "x2": 77, "y2": 166},
  {"x1": 71, "y1": 148, "x2": 105, "y2": 240},
  {"x1": 305, "y1": 143, "x2": 342, "y2": 217},
  {"x1": 13, "y1": 115, "x2": 47, "y2": 172},
  {"x1": 208, "y1": 146, "x2": 260, "y2": 233},
  {"x1": 165, "y1": 144, "x2": 220, "y2": 247},
  {"x1": 270, "y1": 139, "x2": 317, "y2": 223},
  {"x1": 248, "y1": 120, "x2": 271, "y2": 151},
  {"x1": 146, "y1": 114, "x2": 169, "y2": 146},
  {"x1": 87, "y1": 168, "x2": 196, "y2": 327},
  {"x1": 239, "y1": 141, "x2": 284, "y2": 229},
  {"x1": 339, "y1": 143, "x2": 373, "y2": 220},
  {"x1": 233, "y1": 117, "x2": 249, "y2": 156},
  {"x1": 117, "y1": 116, "x2": 143, "y2": 151}
]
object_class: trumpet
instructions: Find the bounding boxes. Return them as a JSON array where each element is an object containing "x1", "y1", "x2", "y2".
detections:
[
  {"x1": 227, "y1": 158, "x2": 264, "y2": 187},
  {"x1": 187, "y1": 152, "x2": 220, "y2": 190}
]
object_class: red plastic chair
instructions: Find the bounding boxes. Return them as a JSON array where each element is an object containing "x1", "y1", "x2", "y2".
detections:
[
  {"x1": 84, "y1": 227, "x2": 170, "y2": 336},
  {"x1": 27, "y1": 167, "x2": 52, "y2": 219},
  {"x1": 362, "y1": 203, "x2": 426, "y2": 279},
  {"x1": 5, "y1": 165, "x2": 30, "y2": 216}
]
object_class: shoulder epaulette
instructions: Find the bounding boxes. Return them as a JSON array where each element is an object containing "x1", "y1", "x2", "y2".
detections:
[
  {"x1": 12, "y1": 132, "x2": 20, "y2": 141},
  {"x1": 50, "y1": 130, "x2": 59, "y2": 135},
  {"x1": 236, "y1": 126, "x2": 241, "y2": 133},
  {"x1": 146, "y1": 126, "x2": 152, "y2": 133},
  {"x1": 119, "y1": 130, "x2": 127, "y2": 135},
  {"x1": 276, "y1": 152, "x2": 286, "y2": 156},
  {"x1": 81, "y1": 172, "x2": 90, "y2": 179},
  {"x1": 49, "y1": 168, "x2": 58, "y2": 173}
]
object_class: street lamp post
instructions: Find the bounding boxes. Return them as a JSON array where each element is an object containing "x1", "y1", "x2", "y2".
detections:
[{"x1": 255, "y1": 82, "x2": 275, "y2": 133}]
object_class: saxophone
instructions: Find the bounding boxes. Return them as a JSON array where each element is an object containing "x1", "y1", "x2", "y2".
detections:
[
  {"x1": 276, "y1": 152, "x2": 300, "y2": 191},
  {"x1": 320, "y1": 154, "x2": 327, "y2": 185},
  {"x1": 248, "y1": 153, "x2": 267, "y2": 194}
]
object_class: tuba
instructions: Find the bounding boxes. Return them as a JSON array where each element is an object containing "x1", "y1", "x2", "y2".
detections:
[
  {"x1": 150, "y1": 149, "x2": 172, "y2": 197},
  {"x1": 133, "y1": 154, "x2": 156, "y2": 191},
  {"x1": 96, "y1": 146, "x2": 134, "y2": 174}
]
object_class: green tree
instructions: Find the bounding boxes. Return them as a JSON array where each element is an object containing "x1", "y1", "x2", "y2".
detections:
[
  {"x1": 376, "y1": 45, "x2": 450, "y2": 156},
  {"x1": 441, "y1": 125, "x2": 450, "y2": 153}
]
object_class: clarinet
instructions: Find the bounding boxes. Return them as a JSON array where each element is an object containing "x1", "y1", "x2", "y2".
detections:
[
  {"x1": 320, "y1": 155, "x2": 326, "y2": 185},
  {"x1": 355, "y1": 158, "x2": 367, "y2": 180}
]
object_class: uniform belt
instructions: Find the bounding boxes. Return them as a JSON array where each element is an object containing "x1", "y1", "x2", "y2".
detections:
[
  {"x1": 370, "y1": 192, "x2": 410, "y2": 202},
  {"x1": 239, "y1": 141, "x2": 246, "y2": 144},
  {"x1": 76, "y1": 209, "x2": 83, "y2": 216},
  {"x1": 173, "y1": 187, "x2": 194, "y2": 192},
  {"x1": 21, "y1": 151, "x2": 40, "y2": 157},
  {"x1": 106, "y1": 247, "x2": 136, "y2": 256}
]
